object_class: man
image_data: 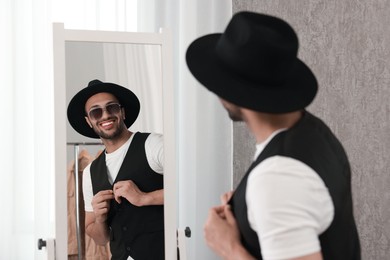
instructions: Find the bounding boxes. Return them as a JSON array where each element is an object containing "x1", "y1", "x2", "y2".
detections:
[
  {"x1": 186, "y1": 12, "x2": 360, "y2": 260},
  {"x1": 67, "y1": 79, "x2": 164, "y2": 260}
]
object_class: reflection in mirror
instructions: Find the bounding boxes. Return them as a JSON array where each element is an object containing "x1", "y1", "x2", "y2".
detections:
[{"x1": 65, "y1": 41, "x2": 164, "y2": 259}]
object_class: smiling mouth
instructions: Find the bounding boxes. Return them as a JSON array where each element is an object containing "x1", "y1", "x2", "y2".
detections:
[{"x1": 99, "y1": 120, "x2": 115, "y2": 129}]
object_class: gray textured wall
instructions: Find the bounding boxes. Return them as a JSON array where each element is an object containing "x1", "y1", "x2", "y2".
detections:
[{"x1": 232, "y1": 1, "x2": 390, "y2": 259}]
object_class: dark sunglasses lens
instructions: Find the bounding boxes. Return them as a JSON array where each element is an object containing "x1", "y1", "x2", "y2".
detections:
[
  {"x1": 88, "y1": 104, "x2": 121, "y2": 120},
  {"x1": 89, "y1": 108, "x2": 103, "y2": 120},
  {"x1": 106, "y1": 104, "x2": 121, "y2": 114}
]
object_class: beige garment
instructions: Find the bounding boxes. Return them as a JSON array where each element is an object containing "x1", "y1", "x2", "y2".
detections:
[{"x1": 67, "y1": 149, "x2": 111, "y2": 259}]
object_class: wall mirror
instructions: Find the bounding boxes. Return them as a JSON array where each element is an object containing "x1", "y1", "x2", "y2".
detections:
[{"x1": 52, "y1": 23, "x2": 176, "y2": 260}]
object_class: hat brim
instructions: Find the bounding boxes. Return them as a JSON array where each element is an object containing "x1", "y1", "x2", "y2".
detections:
[
  {"x1": 186, "y1": 34, "x2": 318, "y2": 113},
  {"x1": 67, "y1": 82, "x2": 140, "y2": 138}
]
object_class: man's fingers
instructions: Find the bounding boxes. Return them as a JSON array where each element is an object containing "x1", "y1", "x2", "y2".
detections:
[
  {"x1": 113, "y1": 182, "x2": 121, "y2": 191},
  {"x1": 97, "y1": 190, "x2": 114, "y2": 196},
  {"x1": 212, "y1": 205, "x2": 226, "y2": 218},
  {"x1": 94, "y1": 200, "x2": 110, "y2": 209},
  {"x1": 95, "y1": 207, "x2": 109, "y2": 215},
  {"x1": 100, "y1": 193, "x2": 115, "y2": 201},
  {"x1": 220, "y1": 191, "x2": 234, "y2": 204},
  {"x1": 224, "y1": 205, "x2": 236, "y2": 225},
  {"x1": 113, "y1": 180, "x2": 132, "y2": 190},
  {"x1": 113, "y1": 182, "x2": 128, "y2": 203},
  {"x1": 93, "y1": 190, "x2": 114, "y2": 203},
  {"x1": 114, "y1": 193, "x2": 122, "y2": 204}
]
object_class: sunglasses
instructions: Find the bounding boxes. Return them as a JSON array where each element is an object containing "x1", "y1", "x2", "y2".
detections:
[{"x1": 87, "y1": 103, "x2": 122, "y2": 120}]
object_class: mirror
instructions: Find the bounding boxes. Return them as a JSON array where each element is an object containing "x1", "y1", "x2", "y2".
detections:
[{"x1": 53, "y1": 24, "x2": 176, "y2": 260}]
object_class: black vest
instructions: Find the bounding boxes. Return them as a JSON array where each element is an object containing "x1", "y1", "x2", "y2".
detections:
[
  {"x1": 230, "y1": 112, "x2": 361, "y2": 259},
  {"x1": 90, "y1": 132, "x2": 164, "y2": 260}
]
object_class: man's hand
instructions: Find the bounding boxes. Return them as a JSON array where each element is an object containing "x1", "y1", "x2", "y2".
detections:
[
  {"x1": 221, "y1": 190, "x2": 234, "y2": 205},
  {"x1": 86, "y1": 190, "x2": 114, "y2": 246},
  {"x1": 204, "y1": 204, "x2": 255, "y2": 260},
  {"x1": 113, "y1": 180, "x2": 145, "y2": 206},
  {"x1": 204, "y1": 205, "x2": 240, "y2": 257},
  {"x1": 91, "y1": 190, "x2": 114, "y2": 223},
  {"x1": 113, "y1": 180, "x2": 164, "y2": 206}
]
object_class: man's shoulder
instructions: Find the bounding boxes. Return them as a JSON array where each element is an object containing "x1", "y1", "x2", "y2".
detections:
[{"x1": 145, "y1": 132, "x2": 163, "y2": 148}]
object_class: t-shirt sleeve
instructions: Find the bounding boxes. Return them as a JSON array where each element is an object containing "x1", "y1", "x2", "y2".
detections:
[
  {"x1": 246, "y1": 156, "x2": 334, "y2": 260},
  {"x1": 145, "y1": 133, "x2": 164, "y2": 174},
  {"x1": 82, "y1": 163, "x2": 94, "y2": 212}
]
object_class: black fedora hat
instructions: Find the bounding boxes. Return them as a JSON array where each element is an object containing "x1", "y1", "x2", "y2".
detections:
[
  {"x1": 67, "y1": 79, "x2": 140, "y2": 138},
  {"x1": 186, "y1": 11, "x2": 318, "y2": 113}
]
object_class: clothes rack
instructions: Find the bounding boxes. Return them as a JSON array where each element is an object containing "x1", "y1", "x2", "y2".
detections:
[{"x1": 67, "y1": 142, "x2": 103, "y2": 260}]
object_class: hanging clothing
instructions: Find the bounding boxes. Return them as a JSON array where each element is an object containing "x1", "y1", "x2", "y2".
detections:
[{"x1": 67, "y1": 149, "x2": 111, "y2": 259}]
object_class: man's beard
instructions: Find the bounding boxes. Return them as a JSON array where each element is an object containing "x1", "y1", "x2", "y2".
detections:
[
  {"x1": 220, "y1": 99, "x2": 243, "y2": 122},
  {"x1": 92, "y1": 118, "x2": 126, "y2": 140},
  {"x1": 224, "y1": 106, "x2": 243, "y2": 122},
  {"x1": 227, "y1": 110, "x2": 243, "y2": 122}
]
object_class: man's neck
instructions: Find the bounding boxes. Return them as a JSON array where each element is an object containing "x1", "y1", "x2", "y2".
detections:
[
  {"x1": 102, "y1": 130, "x2": 133, "y2": 153},
  {"x1": 243, "y1": 110, "x2": 304, "y2": 143}
]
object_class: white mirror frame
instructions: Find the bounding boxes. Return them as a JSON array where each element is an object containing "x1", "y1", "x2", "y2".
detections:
[{"x1": 53, "y1": 23, "x2": 176, "y2": 260}]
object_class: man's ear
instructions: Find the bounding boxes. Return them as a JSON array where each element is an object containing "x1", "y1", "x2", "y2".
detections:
[{"x1": 85, "y1": 116, "x2": 93, "y2": 128}]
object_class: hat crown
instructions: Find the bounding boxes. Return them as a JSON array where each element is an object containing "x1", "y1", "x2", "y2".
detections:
[
  {"x1": 88, "y1": 79, "x2": 104, "y2": 87},
  {"x1": 216, "y1": 12, "x2": 299, "y2": 86}
]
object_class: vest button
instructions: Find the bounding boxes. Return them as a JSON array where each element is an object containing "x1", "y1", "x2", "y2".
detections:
[
  {"x1": 122, "y1": 226, "x2": 127, "y2": 231},
  {"x1": 126, "y1": 246, "x2": 131, "y2": 251}
]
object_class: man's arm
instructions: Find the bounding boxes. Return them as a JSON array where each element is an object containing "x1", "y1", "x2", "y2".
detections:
[
  {"x1": 205, "y1": 205, "x2": 323, "y2": 260},
  {"x1": 140, "y1": 188, "x2": 164, "y2": 206},
  {"x1": 85, "y1": 189, "x2": 114, "y2": 245},
  {"x1": 85, "y1": 211, "x2": 110, "y2": 245}
]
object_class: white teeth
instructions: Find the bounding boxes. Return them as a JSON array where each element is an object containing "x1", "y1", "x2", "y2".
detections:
[{"x1": 101, "y1": 121, "x2": 113, "y2": 127}]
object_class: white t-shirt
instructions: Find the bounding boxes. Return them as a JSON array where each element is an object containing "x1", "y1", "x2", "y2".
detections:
[
  {"x1": 246, "y1": 130, "x2": 334, "y2": 260},
  {"x1": 83, "y1": 132, "x2": 163, "y2": 212}
]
